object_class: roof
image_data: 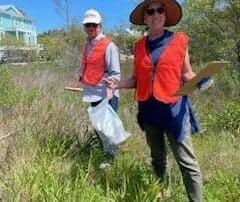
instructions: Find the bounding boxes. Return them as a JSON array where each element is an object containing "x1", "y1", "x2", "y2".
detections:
[{"x1": 0, "y1": 4, "x2": 32, "y2": 20}]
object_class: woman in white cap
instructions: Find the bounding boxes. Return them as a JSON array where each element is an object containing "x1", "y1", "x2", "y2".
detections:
[
  {"x1": 72, "y1": 9, "x2": 121, "y2": 165},
  {"x1": 105, "y1": 0, "x2": 203, "y2": 201}
]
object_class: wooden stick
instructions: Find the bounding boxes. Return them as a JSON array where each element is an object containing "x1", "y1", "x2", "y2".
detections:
[{"x1": 64, "y1": 86, "x2": 83, "y2": 91}]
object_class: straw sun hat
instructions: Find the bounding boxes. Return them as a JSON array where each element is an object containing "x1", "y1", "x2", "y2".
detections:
[{"x1": 130, "y1": 0, "x2": 182, "y2": 26}]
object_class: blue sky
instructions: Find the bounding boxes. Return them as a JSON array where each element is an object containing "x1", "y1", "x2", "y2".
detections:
[{"x1": 0, "y1": 0, "x2": 184, "y2": 34}]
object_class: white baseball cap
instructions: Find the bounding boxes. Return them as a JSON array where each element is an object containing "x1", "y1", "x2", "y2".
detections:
[{"x1": 82, "y1": 9, "x2": 102, "y2": 24}]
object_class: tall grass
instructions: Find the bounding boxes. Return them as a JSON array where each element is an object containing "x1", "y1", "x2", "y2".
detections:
[{"x1": 0, "y1": 61, "x2": 239, "y2": 201}]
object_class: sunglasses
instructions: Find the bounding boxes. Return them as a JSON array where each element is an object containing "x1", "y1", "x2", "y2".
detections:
[
  {"x1": 85, "y1": 23, "x2": 98, "y2": 28},
  {"x1": 145, "y1": 6, "x2": 165, "y2": 16}
]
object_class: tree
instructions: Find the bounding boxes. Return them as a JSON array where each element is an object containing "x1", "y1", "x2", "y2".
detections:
[
  {"x1": 38, "y1": 24, "x2": 85, "y2": 69},
  {"x1": 52, "y1": 0, "x2": 71, "y2": 29},
  {"x1": 178, "y1": 0, "x2": 240, "y2": 65},
  {"x1": 224, "y1": 0, "x2": 240, "y2": 63},
  {"x1": 38, "y1": 29, "x2": 67, "y2": 60},
  {"x1": 108, "y1": 27, "x2": 138, "y2": 55}
]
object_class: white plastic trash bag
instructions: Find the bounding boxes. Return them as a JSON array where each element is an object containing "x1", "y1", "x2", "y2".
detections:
[{"x1": 87, "y1": 97, "x2": 130, "y2": 145}]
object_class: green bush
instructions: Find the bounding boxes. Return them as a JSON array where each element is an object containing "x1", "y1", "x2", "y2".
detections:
[
  {"x1": 0, "y1": 68, "x2": 21, "y2": 110},
  {"x1": 214, "y1": 99, "x2": 240, "y2": 133},
  {"x1": 1, "y1": 34, "x2": 25, "y2": 46},
  {"x1": 205, "y1": 171, "x2": 240, "y2": 201}
]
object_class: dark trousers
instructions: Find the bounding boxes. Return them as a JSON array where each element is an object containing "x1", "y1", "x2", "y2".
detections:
[
  {"x1": 143, "y1": 123, "x2": 203, "y2": 202},
  {"x1": 90, "y1": 95, "x2": 118, "y2": 112}
]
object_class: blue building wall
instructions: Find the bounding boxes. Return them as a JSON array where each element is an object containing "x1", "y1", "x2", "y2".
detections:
[{"x1": 0, "y1": 5, "x2": 37, "y2": 46}]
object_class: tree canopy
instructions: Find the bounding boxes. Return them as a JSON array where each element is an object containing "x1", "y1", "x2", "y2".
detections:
[{"x1": 178, "y1": 0, "x2": 240, "y2": 65}]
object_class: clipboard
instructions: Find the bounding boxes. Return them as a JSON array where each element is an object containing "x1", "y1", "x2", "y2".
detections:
[{"x1": 174, "y1": 61, "x2": 230, "y2": 96}]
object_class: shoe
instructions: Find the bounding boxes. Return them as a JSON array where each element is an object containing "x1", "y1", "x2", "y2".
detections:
[
  {"x1": 99, "y1": 162, "x2": 111, "y2": 170},
  {"x1": 156, "y1": 188, "x2": 171, "y2": 198}
]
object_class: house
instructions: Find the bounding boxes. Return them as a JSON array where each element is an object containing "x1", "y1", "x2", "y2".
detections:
[{"x1": 0, "y1": 5, "x2": 37, "y2": 46}]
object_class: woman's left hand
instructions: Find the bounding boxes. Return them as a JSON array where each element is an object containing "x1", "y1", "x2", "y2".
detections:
[{"x1": 102, "y1": 77, "x2": 119, "y2": 89}]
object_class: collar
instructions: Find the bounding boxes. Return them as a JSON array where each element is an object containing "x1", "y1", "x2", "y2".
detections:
[{"x1": 87, "y1": 32, "x2": 105, "y2": 46}]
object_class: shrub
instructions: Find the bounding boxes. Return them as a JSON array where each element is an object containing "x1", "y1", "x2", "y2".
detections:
[
  {"x1": 214, "y1": 99, "x2": 240, "y2": 133},
  {"x1": 0, "y1": 68, "x2": 21, "y2": 110}
]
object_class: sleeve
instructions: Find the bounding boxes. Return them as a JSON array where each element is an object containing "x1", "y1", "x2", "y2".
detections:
[{"x1": 105, "y1": 42, "x2": 121, "y2": 81}]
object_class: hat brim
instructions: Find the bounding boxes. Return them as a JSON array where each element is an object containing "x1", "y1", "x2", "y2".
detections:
[
  {"x1": 82, "y1": 17, "x2": 101, "y2": 25},
  {"x1": 130, "y1": 0, "x2": 182, "y2": 26}
]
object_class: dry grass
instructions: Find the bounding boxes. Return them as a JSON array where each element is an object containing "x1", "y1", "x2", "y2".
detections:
[{"x1": 0, "y1": 62, "x2": 239, "y2": 201}]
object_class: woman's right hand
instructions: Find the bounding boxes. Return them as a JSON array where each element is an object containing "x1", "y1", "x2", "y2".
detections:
[{"x1": 71, "y1": 76, "x2": 82, "y2": 88}]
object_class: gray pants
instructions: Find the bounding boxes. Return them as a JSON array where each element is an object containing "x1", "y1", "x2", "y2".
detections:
[{"x1": 144, "y1": 123, "x2": 203, "y2": 202}]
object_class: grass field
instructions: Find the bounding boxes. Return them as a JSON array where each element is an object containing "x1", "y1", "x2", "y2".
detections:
[{"x1": 0, "y1": 61, "x2": 239, "y2": 201}]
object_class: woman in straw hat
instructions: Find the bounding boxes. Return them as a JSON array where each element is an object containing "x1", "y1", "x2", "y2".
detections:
[{"x1": 105, "y1": 0, "x2": 203, "y2": 201}]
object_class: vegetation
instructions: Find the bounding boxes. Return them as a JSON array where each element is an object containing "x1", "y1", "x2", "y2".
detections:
[
  {"x1": 0, "y1": 58, "x2": 239, "y2": 201},
  {"x1": 0, "y1": 34, "x2": 39, "y2": 63},
  {"x1": 0, "y1": 0, "x2": 240, "y2": 201},
  {"x1": 178, "y1": 0, "x2": 240, "y2": 67},
  {"x1": 0, "y1": 34, "x2": 25, "y2": 47}
]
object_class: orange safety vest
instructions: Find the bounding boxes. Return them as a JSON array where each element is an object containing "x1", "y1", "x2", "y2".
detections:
[
  {"x1": 134, "y1": 32, "x2": 188, "y2": 104},
  {"x1": 81, "y1": 37, "x2": 111, "y2": 86}
]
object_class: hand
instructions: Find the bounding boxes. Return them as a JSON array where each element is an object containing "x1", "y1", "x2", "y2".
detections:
[
  {"x1": 71, "y1": 76, "x2": 82, "y2": 88},
  {"x1": 197, "y1": 76, "x2": 214, "y2": 91},
  {"x1": 183, "y1": 71, "x2": 196, "y2": 82},
  {"x1": 102, "y1": 77, "x2": 119, "y2": 89}
]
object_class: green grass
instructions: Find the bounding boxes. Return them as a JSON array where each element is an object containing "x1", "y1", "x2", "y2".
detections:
[{"x1": 0, "y1": 62, "x2": 240, "y2": 201}]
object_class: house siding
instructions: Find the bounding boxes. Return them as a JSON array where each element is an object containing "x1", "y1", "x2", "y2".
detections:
[{"x1": 0, "y1": 5, "x2": 37, "y2": 46}]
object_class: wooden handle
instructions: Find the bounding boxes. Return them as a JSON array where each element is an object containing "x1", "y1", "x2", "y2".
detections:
[{"x1": 64, "y1": 86, "x2": 83, "y2": 91}]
